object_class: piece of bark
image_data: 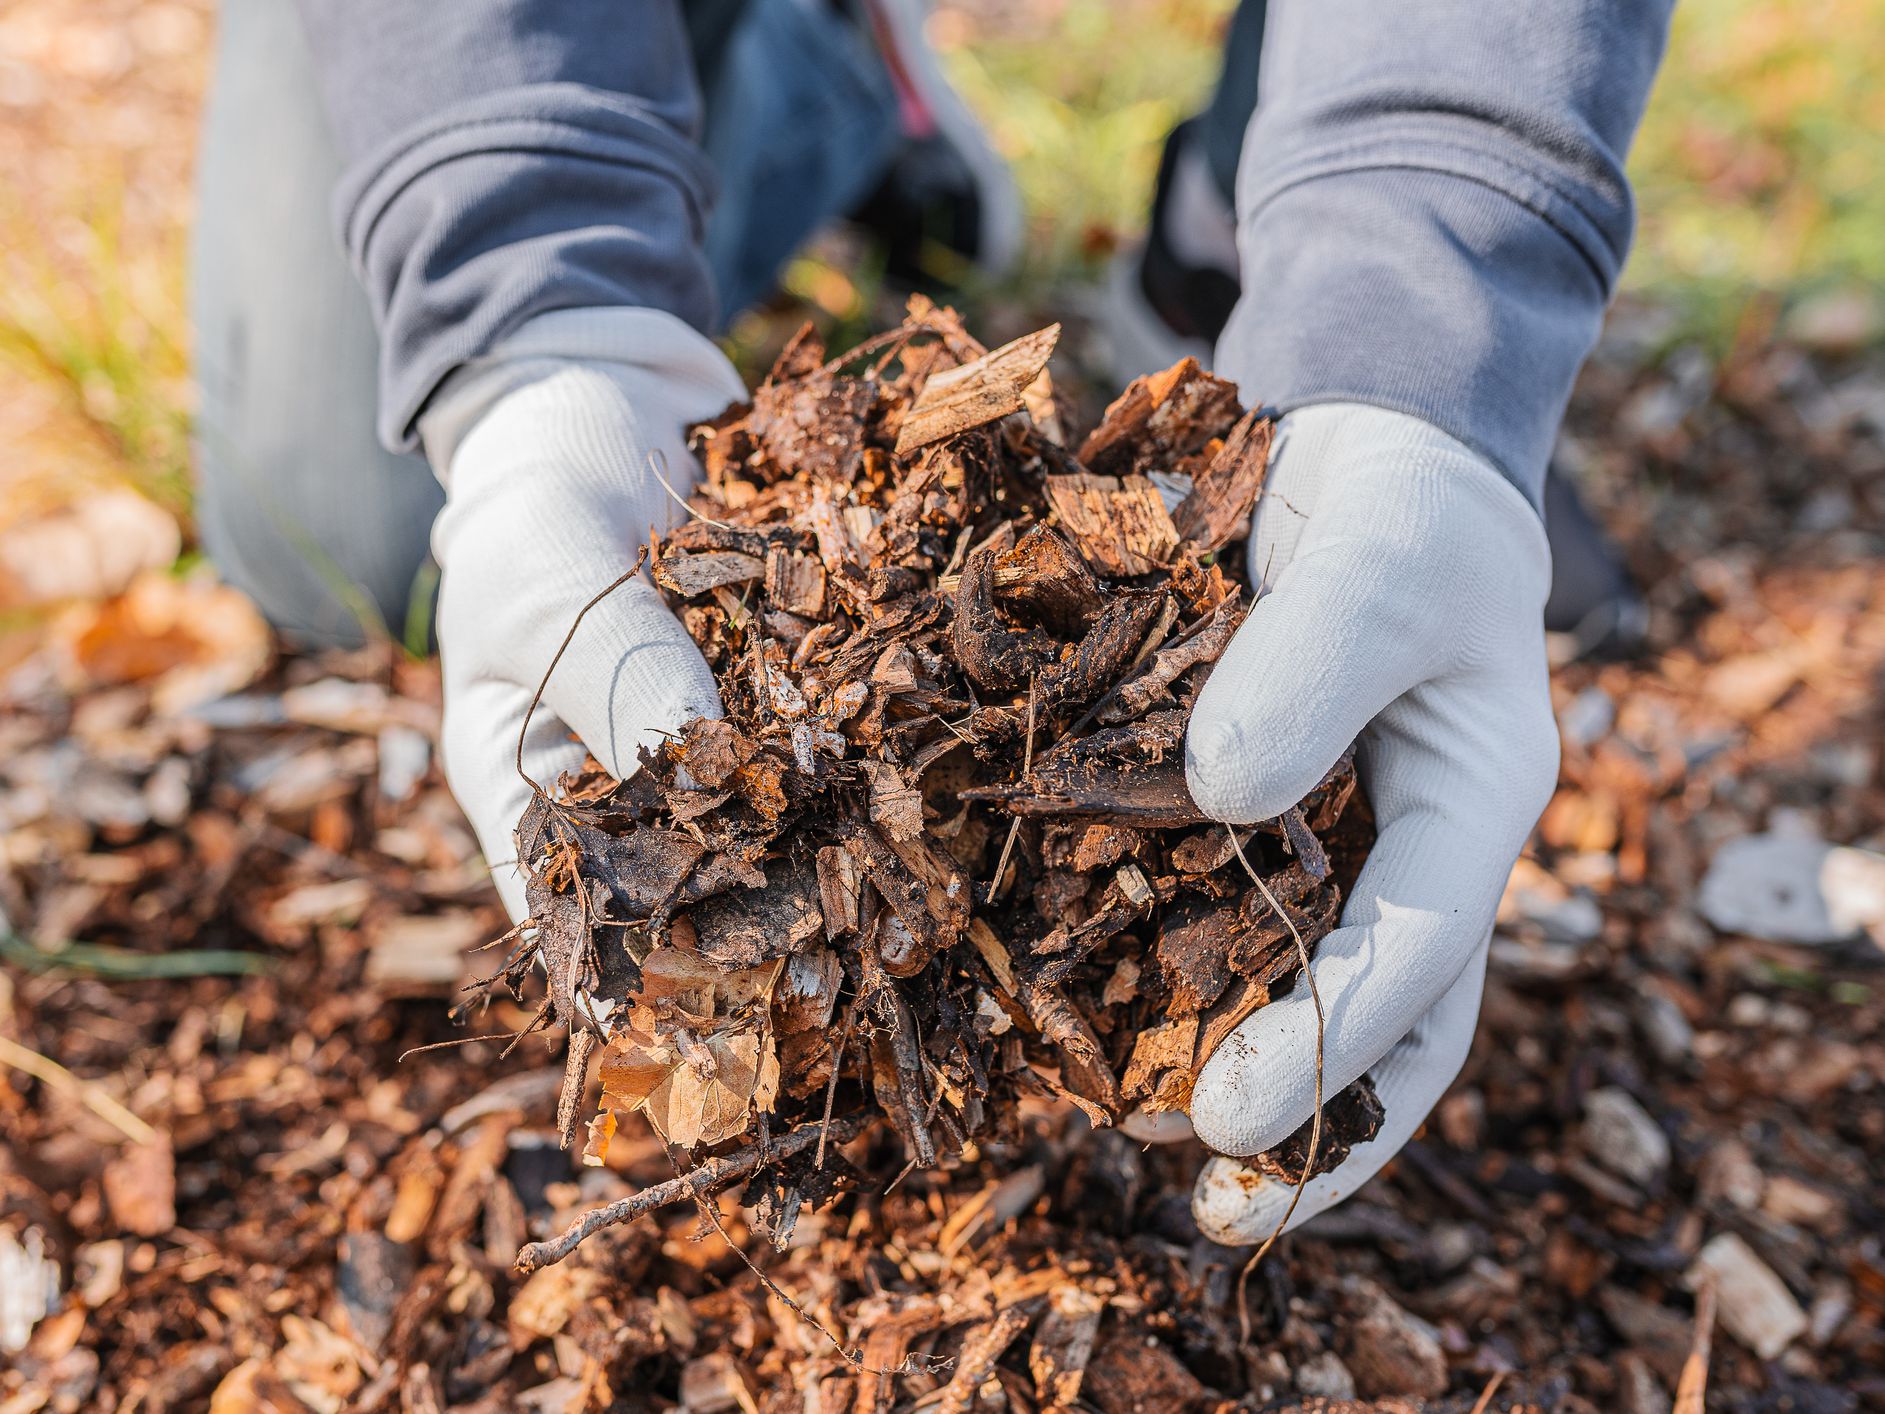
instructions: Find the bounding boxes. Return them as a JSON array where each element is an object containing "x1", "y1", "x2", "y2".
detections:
[
  {"x1": 1083, "y1": 1333, "x2": 1215, "y2": 1414},
  {"x1": 1340, "y1": 1279, "x2": 1448, "y2": 1399},
  {"x1": 765, "y1": 548, "x2": 828, "y2": 619},
  {"x1": 748, "y1": 352, "x2": 876, "y2": 486},
  {"x1": 1281, "y1": 805, "x2": 1332, "y2": 880},
  {"x1": 1155, "y1": 901, "x2": 1243, "y2": 1016},
  {"x1": 991, "y1": 525, "x2": 1105, "y2": 636},
  {"x1": 556, "y1": 1028, "x2": 597, "y2": 1149},
  {"x1": 862, "y1": 761, "x2": 924, "y2": 843},
  {"x1": 1076, "y1": 357, "x2": 1244, "y2": 478},
  {"x1": 815, "y1": 845, "x2": 864, "y2": 938},
  {"x1": 1036, "y1": 590, "x2": 1171, "y2": 713},
  {"x1": 1171, "y1": 410, "x2": 1273, "y2": 551},
  {"x1": 1029, "y1": 1285, "x2": 1106, "y2": 1410},
  {"x1": 894, "y1": 324, "x2": 1060, "y2": 455},
  {"x1": 1043, "y1": 472, "x2": 1181, "y2": 578},
  {"x1": 840, "y1": 826, "x2": 969, "y2": 975},
  {"x1": 963, "y1": 753, "x2": 1204, "y2": 829},
  {"x1": 937, "y1": 1303, "x2": 1040, "y2": 1414},
  {"x1": 951, "y1": 543, "x2": 1058, "y2": 694},
  {"x1": 1122, "y1": 1014, "x2": 1201, "y2": 1112},
  {"x1": 1098, "y1": 592, "x2": 1244, "y2": 724},
  {"x1": 866, "y1": 970, "x2": 938, "y2": 1167},
  {"x1": 654, "y1": 550, "x2": 766, "y2": 598},
  {"x1": 1018, "y1": 976, "x2": 1122, "y2": 1123}
]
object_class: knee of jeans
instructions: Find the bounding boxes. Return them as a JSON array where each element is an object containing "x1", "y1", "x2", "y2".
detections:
[{"x1": 195, "y1": 438, "x2": 441, "y2": 652}]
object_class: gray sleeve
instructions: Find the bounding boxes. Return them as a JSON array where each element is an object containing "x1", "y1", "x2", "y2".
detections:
[
  {"x1": 293, "y1": 0, "x2": 718, "y2": 452},
  {"x1": 1213, "y1": 0, "x2": 1675, "y2": 510}
]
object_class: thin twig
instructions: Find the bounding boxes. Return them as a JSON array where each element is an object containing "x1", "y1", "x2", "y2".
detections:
[
  {"x1": 820, "y1": 318, "x2": 952, "y2": 377},
  {"x1": 987, "y1": 676, "x2": 1038, "y2": 901},
  {"x1": 556, "y1": 1029, "x2": 598, "y2": 1149},
  {"x1": 647, "y1": 449, "x2": 733, "y2": 530},
  {"x1": 0, "y1": 1034, "x2": 157, "y2": 1146},
  {"x1": 514, "y1": 1114, "x2": 868, "y2": 1272},
  {"x1": 515, "y1": 548, "x2": 649, "y2": 793},
  {"x1": 1673, "y1": 1275, "x2": 1717, "y2": 1414},
  {"x1": 1225, "y1": 829, "x2": 1325, "y2": 1345},
  {"x1": 817, "y1": 1002, "x2": 860, "y2": 1169},
  {"x1": 687, "y1": 1168, "x2": 906, "y2": 1376},
  {"x1": 397, "y1": 1021, "x2": 540, "y2": 1064},
  {"x1": 1468, "y1": 1370, "x2": 1508, "y2": 1414}
]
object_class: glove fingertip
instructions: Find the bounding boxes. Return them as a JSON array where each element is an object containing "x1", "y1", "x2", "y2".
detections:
[
  {"x1": 1192, "y1": 1157, "x2": 1268, "y2": 1245},
  {"x1": 1193, "y1": 1155, "x2": 1350, "y2": 1246},
  {"x1": 1184, "y1": 667, "x2": 1336, "y2": 825},
  {"x1": 1188, "y1": 1026, "x2": 1297, "y2": 1157},
  {"x1": 1183, "y1": 707, "x2": 1256, "y2": 822}
]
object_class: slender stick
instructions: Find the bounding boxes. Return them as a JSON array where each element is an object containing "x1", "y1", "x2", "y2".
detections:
[
  {"x1": 1673, "y1": 1276, "x2": 1717, "y2": 1414},
  {"x1": 556, "y1": 1029, "x2": 598, "y2": 1149},
  {"x1": 817, "y1": 1002, "x2": 860, "y2": 1170},
  {"x1": 514, "y1": 1114, "x2": 868, "y2": 1272},
  {"x1": 986, "y1": 676, "x2": 1038, "y2": 900},
  {"x1": 1469, "y1": 1370, "x2": 1508, "y2": 1414},
  {"x1": 647, "y1": 449, "x2": 733, "y2": 530},
  {"x1": 1225, "y1": 830, "x2": 1325, "y2": 1344},
  {"x1": 515, "y1": 548, "x2": 648, "y2": 793},
  {"x1": 0, "y1": 1035, "x2": 157, "y2": 1146}
]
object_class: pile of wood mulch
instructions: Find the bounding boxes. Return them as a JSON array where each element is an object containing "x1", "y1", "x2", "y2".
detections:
[
  {"x1": 483, "y1": 303, "x2": 1380, "y2": 1286},
  {"x1": 3, "y1": 312, "x2": 1883, "y2": 1414}
]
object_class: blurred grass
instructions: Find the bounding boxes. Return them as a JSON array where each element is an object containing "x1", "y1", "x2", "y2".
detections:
[
  {"x1": 1629, "y1": 0, "x2": 1885, "y2": 347},
  {"x1": 0, "y1": 188, "x2": 195, "y2": 520},
  {"x1": 1, "y1": 0, "x2": 1880, "y2": 522},
  {"x1": 932, "y1": 0, "x2": 1885, "y2": 351},
  {"x1": 934, "y1": 0, "x2": 1234, "y2": 288}
]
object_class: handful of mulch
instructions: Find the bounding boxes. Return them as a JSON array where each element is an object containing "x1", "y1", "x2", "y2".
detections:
[{"x1": 471, "y1": 301, "x2": 1381, "y2": 1274}]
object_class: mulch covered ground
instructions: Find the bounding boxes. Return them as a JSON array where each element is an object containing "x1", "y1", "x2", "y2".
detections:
[{"x1": 3, "y1": 315, "x2": 1882, "y2": 1413}]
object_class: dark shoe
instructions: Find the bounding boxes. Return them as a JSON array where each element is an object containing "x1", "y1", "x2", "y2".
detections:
[
  {"x1": 1103, "y1": 119, "x2": 1238, "y2": 380},
  {"x1": 844, "y1": 0, "x2": 1023, "y2": 285},
  {"x1": 1542, "y1": 468, "x2": 1649, "y2": 658}
]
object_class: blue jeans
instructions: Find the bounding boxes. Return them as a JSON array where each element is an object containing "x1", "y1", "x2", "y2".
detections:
[{"x1": 192, "y1": 0, "x2": 901, "y2": 647}]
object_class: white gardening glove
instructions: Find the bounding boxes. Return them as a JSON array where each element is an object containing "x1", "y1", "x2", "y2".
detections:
[
  {"x1": 1183, "y1": 403, "x2": 1559, "y2": 1243},
  {"x1": 422, "y1": 308, "x2": 746, "y2": 920}
]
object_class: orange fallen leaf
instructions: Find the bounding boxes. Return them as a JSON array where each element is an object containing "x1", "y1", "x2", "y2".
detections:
[{"x1": 51, "y1": 570, "x2": 271, "y2": 713}]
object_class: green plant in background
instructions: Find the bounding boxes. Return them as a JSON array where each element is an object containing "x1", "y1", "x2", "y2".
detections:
[
  {"x1": 0, "y1": 180, "x2": 195, "y2": 521},
  {"x1": 1626, "y1": 0, "x2": 1885, "y2": 349},
  {"x1": 937, "y1": 0, "x2": 1233, "y2": 290},
  {"x1": 934, "y1": 0, "x2": 1884, "y2": 351}
]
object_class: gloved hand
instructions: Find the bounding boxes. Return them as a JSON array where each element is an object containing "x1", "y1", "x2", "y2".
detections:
[
  {"x1": 421, "y1": 308, "x2": 746, "y2": 920},
  {"x1": 1182, "y1": 403, "x2": 1559, "y2": 1243}
]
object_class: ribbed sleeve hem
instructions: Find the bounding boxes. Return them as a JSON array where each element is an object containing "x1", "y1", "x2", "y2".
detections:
[
  {"x1": 333, "y1": 84, "x2": 720, "y2": 453},
  {"x1": 1217, "y1": 165, "x2": 1615, "y2": 511}
]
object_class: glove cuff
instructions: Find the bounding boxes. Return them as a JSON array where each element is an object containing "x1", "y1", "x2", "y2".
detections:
[
  {"x1": 1264, "y1": 401, "x2": 1551, "y2": 587},
  {"x1": 418, "y1": 306, "x2": 744, "y2": 478}
]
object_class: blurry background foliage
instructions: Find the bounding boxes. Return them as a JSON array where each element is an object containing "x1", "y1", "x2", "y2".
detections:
[{"x1": 1, "y1": 0, "x2": 1881, "y2": 539}]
